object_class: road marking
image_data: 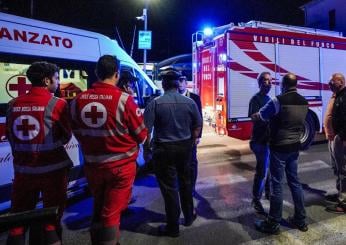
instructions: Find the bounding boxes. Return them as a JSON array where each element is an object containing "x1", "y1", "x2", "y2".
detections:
[
  {"x1": 298, "y1": 160, "x2": 330, "y2": 173},
  {"x1": 197, "y1": 173, "x2": 248, "y2": 190}
]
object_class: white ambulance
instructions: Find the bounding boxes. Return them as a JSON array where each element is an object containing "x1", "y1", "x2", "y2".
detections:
[
  {"x1": 193, "y1": 21, "x2": 346, "y2": 149},
  {"x1": 0, "y1": 13, "x2": 157, "y2": 211}
]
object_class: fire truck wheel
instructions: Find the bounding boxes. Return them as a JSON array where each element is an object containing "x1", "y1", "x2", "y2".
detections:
[{"x1": 300, "y1": 112, "x2": 316, "y2": 150}]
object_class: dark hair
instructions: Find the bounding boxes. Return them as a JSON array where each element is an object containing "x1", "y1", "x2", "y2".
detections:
[
  {"x1": 282, "y1": 73, "x2": 297, "y2": 88},
  {"x1": 162, "y1": 77, "x2": 179, "y2": 90},
  {"x1": 257, "y1": 72, "x2": 271, "y2": 87},
  {"x1": 95, "y1": 55, "x2": 120, "y2": 80},
  {"x1": 26, "y1": 61, "x2": 59, "y2": 87}
]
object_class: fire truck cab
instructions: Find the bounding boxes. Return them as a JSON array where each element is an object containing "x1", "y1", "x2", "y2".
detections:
[
  {"x1": 0, "y1": 13, "x2": 157, "y2": 211},
  {"x1": 193, "y1": 21, "x2": 346, "y2": 149}
]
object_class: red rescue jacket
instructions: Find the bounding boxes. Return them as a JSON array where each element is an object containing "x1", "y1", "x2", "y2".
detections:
[
  {"x1": 6, "y1": 87, "x2": 72, "y2": 174},
  {"x1": 71, "y1": 82, "x2": 147, "y2": 168}
]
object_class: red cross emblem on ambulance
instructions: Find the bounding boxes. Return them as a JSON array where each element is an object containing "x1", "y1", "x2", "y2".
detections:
[
  {"x1": 6, "y1": 75, "x2": 32, "y2": 98},
  {"x1": 81, "y1": 102, "x2": 107, "y2": 128},
  {"x1": 13, "y1": 115, "x2": 40, "y2": 141}
]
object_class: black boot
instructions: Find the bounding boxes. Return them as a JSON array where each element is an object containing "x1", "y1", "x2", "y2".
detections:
[{"x1": 254, "y1": 219, "x2": 280, "y2": 234}]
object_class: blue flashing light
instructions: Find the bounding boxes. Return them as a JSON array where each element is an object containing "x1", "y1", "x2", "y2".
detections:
[{"x1": 203, "y1": 27, "x2": 213, "y2": 36}]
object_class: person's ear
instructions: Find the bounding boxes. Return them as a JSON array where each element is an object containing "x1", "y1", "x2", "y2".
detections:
[{"x1": 43, "y1": 77, "x2": 50, "y2": 86}]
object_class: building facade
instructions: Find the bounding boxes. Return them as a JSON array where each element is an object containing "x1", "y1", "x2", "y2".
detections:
[{"x1": 301, "y1": 0, "x2": 346, "y2": 35}]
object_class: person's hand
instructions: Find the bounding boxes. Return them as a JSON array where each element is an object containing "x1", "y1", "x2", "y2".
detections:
[
  {"x1": 251, "y1": 112, "x2": 260, "y2": 121},
  {"x1": 195, "y1": 138, "x2": 201, "y2": 145}
]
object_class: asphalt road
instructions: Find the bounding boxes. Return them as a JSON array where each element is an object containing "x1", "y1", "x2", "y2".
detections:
[{"x1": 1, "y1": 132, "x2": 345, "y2": 244}]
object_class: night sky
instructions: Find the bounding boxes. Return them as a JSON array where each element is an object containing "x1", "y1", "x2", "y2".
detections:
[{"x1": 2, "y1": 0, "x2": 311, "y2": 62}]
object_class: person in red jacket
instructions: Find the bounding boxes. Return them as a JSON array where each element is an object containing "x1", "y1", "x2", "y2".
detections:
[
  {"x1": 71, "y1": 55, "x2": 147, "y2": 245},
  {"x1": 6, "y1": 61, "x2": 72, "y2": 245}
]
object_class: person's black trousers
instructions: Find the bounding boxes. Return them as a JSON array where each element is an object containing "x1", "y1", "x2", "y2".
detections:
[{"x1": 153, "y1": 139, "x2": 194, "y2": 231}]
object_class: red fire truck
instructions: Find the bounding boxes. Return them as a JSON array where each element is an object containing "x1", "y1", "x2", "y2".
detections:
[{"x1": 192, "y1": 21, "x2": 346, "y2": 149}]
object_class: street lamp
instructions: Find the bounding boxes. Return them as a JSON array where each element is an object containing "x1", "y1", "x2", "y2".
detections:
[{"x1": 136, "y1": 1, "x2": 150, "y2": 73}]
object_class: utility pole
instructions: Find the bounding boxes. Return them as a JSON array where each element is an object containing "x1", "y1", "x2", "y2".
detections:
[
  {"x1": 30, "y1": 0, "x2": 34, "y2": 18},
  {"x1": 143, "y1": 7, "x2": 148, "y2": 73}
]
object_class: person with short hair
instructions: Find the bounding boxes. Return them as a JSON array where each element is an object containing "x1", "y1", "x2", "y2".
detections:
[
  {"x1": 144, "y1": 68, "x2": 202, "y2": 237},
  {"x1": 71, "y1": 55, "x2": 147, "y2": 244},
  {"x1": 253, "y1": 73, "x2": 309, "y2": 234},
  {"x1": 248, "y1": 72, "x2": 272, "y2": 214},
  {"x1": 6, "y1": 61, "x2": 72, "y2": 245},
  {"x1": 326, "y1": 73, "x2": 346, "y2": 214}
]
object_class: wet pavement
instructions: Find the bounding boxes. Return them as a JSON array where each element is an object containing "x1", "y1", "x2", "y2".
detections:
[{"x1": 0, "y1": 126, "x2": 345, "y2": 244}]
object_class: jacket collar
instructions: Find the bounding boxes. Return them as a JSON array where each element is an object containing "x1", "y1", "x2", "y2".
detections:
[
  {"x1": 92, "y1": 81, "x2": 120, "y2": 91},
  {"x1": 283, "y1": 87, "x2": 297, "y2": 95},
  {"x1": 29, "y1": 87, "x2": 52, "y2": 96}
]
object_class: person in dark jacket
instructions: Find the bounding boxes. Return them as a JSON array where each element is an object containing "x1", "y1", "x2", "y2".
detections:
[
  {"x1": 248, "y1": 72, "x2": 272, "y2": 214},
  {"x1": 144, "y1": 68, "x2": 202, "y2": 237},
  {"x1": 178, "y1": 74, "x2": 202, "y2": 194},
  {"x1": 252, "y1": 73, "x2": 309, "y2": 234},
  {"x1": 326, "y1": 73, "x2": 346, "y2": 214}
]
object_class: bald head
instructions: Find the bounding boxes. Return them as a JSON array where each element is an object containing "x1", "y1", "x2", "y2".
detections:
[
  {"x1": 281, "y1": 73, "x2": 297, "y2": 93},
  {"x1": 329, "y1": 73, "x2": 345, "y2": 93},
  {"x1": 332, "y1": 73, "x2": 345, "y2": 83}
]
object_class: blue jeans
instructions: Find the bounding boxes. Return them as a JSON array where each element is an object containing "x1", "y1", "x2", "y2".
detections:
[
  {"x1": 268, "y1": 150, "x2": 306, "y2": 225},
  {"x1": 250, "y1": 142, "x2": 270, "y2": 200}
]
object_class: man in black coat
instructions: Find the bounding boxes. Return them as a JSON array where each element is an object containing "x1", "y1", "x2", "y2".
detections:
[{"x1": 178, "y1": 75, "x2": 202, "y2": 194}]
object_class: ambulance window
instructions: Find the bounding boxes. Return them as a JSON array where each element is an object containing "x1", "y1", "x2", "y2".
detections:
[
  {"x1": 119, "y1": 67, "x2": 144, "y2": 108},
  {"x1": 134, "y1": 69, "x2": 154, "y2": 105},
  {"x1": 0, "y1": 61, "x2": 90, "y2": 117},
  {"x1": 59, "y1": 68, "x2": 88, "y2": 101},
  {"x1": 0, "y1": 62, "x2": 30, "y2": 117}
]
